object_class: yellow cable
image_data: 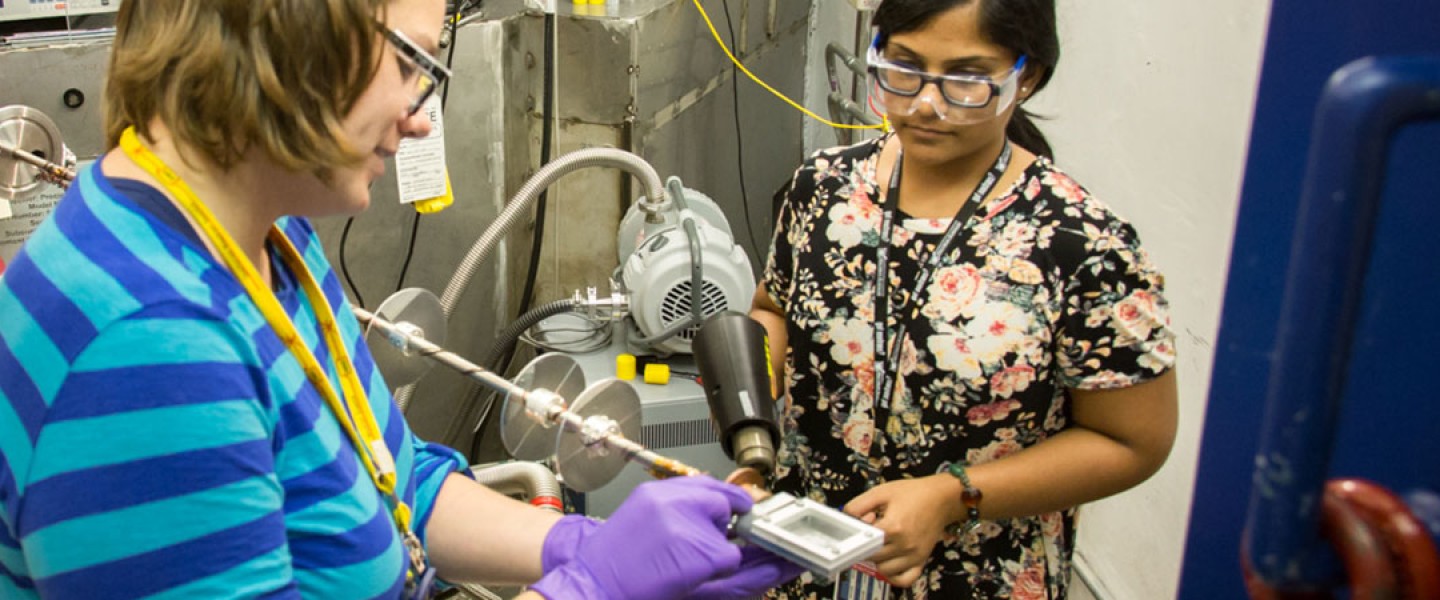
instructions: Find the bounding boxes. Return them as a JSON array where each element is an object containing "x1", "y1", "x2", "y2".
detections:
[{"x1": 691, "y1": 0, "x2": 885, "y2": 131}]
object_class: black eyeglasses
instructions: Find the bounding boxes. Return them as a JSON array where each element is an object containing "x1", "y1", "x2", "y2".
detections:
[{"x1": 379, "y1": 24, "x2": 452, "y2": 116}]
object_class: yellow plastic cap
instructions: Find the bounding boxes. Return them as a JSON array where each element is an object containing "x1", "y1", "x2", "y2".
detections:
[
  {"x1": 643, "y1": 363, "x2": 670, "y2": 385},
  {"x1": 616, "y1": 354, "x2": 637, "y2": 380}
]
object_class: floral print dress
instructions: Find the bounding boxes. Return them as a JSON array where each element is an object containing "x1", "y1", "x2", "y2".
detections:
[{"x1": 762, "y1": 135, "x2": 1175, "y2": 600}]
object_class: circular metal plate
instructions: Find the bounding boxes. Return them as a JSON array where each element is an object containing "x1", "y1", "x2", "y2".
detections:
[
  {"x1": 556, "y1": 378, "x2": 642, "y2": 492},
  {"x1": 0, "y1": 106, "x2": 65, "y2": 203},
  {"x1": 365, "y1": 288, "x2": 446, "y2": 389},
  {"x1": 501, "y1": 353, "x2": 586, "y2": 460}
]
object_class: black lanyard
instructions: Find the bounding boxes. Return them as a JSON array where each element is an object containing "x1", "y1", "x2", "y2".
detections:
[{"x1": 873, "y1": 140, "x2": 1012, "y2": 411}]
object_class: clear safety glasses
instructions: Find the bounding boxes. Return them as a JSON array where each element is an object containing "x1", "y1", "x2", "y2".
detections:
[
  {"x1": 379, "y1": 24, "x2": 452, "y2": 117},
  {"x1": 867, "y1": 46, "x2": 1027, "y2": 125}
]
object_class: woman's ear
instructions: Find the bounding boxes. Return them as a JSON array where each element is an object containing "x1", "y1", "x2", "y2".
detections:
[{"x1": 1019, "y1": 67, "x2": 1047, "y2": 101}]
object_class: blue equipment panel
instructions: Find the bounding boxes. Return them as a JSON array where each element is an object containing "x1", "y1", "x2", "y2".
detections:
[{"x1": 1180, "y1": 0, "x2": 1440, "y2": 597}]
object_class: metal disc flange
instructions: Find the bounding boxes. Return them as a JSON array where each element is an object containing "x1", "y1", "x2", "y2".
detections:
[
  {"x1": 365, "y1": 288, "x2": 446, "y2": 389},
  {"x1": 501, "y1": 353, "x2": 586, "y2": 460},
  {"x1": 0, "y1": 105, "x2": 66, "y2": 203},
  {"x1": 556, "y1": 378, "x2": 642, "y2": 493}
]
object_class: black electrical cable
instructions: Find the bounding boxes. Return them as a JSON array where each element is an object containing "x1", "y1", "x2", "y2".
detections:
[
  {"x1": 515, "y1": 12, "x2": 556, "y2": 332},
  {"x1": 720, "y1": 0, "x2": 761, "y2": 260},
  {"x1": 474, "y1": 10, "x2": 557, "y2": 461},
  {"x1": 392, "y1": 1, "x2": 469, "y2": 293},
  {"x1": 339, "y1": 216, "x2": 366, "y2": 308},
  {"x1": 392, "y1": 214, "x2": 423, "y2": 290},
  {"x1": 440, "y1": 4, "x2": 464, "y2": 120}
]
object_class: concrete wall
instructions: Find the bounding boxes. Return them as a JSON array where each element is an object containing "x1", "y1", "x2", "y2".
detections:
[{"x1": 802, "y1": 1, "x2": 1272, "y2": 598}]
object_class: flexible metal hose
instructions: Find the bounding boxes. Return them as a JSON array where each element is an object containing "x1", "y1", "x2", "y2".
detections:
[
  {"x1": 483, "y1": 298, "x2": 580, "y2": 371},
  {"x1": 469, "y1": 461, "x2": 563, "y2": 512},
  {"x1": 439, "y1": 148, "x2": 667, "y2": 317},
  {"x1": 443, "y1": 298, "x2": 582, "y2": 450},
  {"x1": 394, "y1": 148, "x2": 667, "y2": 412}
]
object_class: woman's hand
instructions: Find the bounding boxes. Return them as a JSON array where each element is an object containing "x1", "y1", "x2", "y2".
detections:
[
  {"x1": 528, "y1": 476, "x2": 752, "y2": 600},
  {"x1": 843, "y1": 475, "x2": 964, "y2": 588}
]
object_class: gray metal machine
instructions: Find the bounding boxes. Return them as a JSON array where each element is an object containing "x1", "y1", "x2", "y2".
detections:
[{"x1": 311, "y1": 0, "x2": 811, "y2": 456}]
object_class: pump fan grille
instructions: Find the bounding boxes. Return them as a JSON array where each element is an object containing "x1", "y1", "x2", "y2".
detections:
[{"x1": 659, "y1": 279, "x2": 728, "y2": 341}]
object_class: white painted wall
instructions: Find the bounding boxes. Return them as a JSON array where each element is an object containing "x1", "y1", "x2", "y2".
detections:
[{"x1": 802, "y1": 1, "x2": 1273, "y2": 597}]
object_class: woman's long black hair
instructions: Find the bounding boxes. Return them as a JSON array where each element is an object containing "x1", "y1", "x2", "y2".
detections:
[{"x1": 873, "y1": 0, "x2": 1059, "y2": 158}]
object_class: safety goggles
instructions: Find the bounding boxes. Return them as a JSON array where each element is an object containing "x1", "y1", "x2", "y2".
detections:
[
  {"x1": 867, "y1": 45, "x2": 1027, "y2": 124},
  {"x1": 379, "y1": 24, "x2": 452, "y2": 117}
]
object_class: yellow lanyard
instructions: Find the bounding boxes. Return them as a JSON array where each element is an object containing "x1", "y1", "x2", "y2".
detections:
[{"x1": 118, "y1": 127, "x2": 427, "y2": 580}]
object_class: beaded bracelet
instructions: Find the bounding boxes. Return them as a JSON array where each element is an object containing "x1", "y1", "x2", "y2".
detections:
[{"x1": 945, "y1": 461, "x2": 984, "y2": 536}]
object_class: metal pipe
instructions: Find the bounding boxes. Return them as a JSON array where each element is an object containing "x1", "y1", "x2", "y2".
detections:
[
  {"x1": 825, "y1": 42, "x2": 869, "y2": 81},
  {"x1": 824, "y1": 42, "x2": 881, "y2": 143},
  {"x1": 357, "y1": 306, "x2": 707, "y2": 481},
  {"x1": 828, "y1": 93, "x2": 882, "y2": 126},
  {"x1": 0, "y1": 140, "x2": 75, "y2": 188},
  {"x1": 851, "y1": 10, "x2": 872, "y2": 107},
  {"x1": 357, "y1": 306, "x2": 524, "y2": 397}
]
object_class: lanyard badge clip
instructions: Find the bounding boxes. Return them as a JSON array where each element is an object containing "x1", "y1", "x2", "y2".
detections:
[{"x1": 402, "y1": 530, "x2": 434, "y2": 599}]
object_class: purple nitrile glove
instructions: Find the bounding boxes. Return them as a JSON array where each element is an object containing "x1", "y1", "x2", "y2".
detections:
[
  {"x1": 685, "y1": 543, "x2": 807, "y2": 600},
  {"x1": 529, "y1": 476, "x2": 753, "y2": 600},
  {"x1": 541, "y1": 514, "x2": 602, "y2": 572}
]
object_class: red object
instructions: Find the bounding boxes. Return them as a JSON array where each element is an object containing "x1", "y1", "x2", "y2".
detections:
[
  {"x1": 530, "y1": 495, "x2": 564, "y2": 512},
  {"x1": 848, "y1": 561, "x2": 894, "y2": 585},
  {"x1": 1242, "y1": 478, "x2": 1440, "y2": 600},
  {"x1": 1329, "y1": 479, "x2": 1440, "y2": 600}
]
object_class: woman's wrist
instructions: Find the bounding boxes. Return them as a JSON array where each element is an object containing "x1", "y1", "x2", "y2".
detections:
[
  {"x1": 930, "y1": 473, "x2": 972, "y2": 532},
  {"x1": 938, "y1": 462, "x2": 984, "y2": 536},
  {"x1": 950, "y1": 460, "x2": 984, "y2": 529}
]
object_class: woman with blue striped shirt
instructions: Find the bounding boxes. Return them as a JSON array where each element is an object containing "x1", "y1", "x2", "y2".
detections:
[{"x1": 0, "y1": 0, "x2": 799, "y2": 597}]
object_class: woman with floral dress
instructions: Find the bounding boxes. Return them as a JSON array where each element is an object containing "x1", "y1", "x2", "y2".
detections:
[{"x1": 750, "y1": 0, "x2": 1178, "y2": 598}]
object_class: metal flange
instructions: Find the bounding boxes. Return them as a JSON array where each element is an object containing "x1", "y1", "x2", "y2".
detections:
[
  {"x1": 555, "y1": 378, "x2": 641, "y2": 492},
  {"x1": 365, "y1": 288, "x2": 447, "y2": 389},
  {"x1": 502, "y1": 353, "x2": 586, "y2": 461}
]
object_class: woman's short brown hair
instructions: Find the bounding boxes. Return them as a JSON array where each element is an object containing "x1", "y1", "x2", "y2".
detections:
[{"x1": 104, "y1": 0, "x2": 388, "y2": 175}]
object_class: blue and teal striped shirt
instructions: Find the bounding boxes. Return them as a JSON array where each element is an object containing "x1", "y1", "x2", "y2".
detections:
[{"x1": 0, "y1": 162, "x2": 467, "y2": 598}]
